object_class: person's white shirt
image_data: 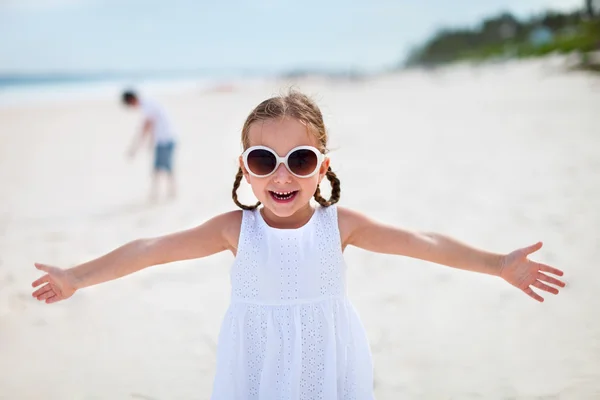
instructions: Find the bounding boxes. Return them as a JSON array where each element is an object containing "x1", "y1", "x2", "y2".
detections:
[{"x1": 139, "y1": 98, "x2": 176, "y2": 145}]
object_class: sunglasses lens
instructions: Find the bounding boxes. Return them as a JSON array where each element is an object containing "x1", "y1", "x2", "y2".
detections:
[
  {"x1": 288, "y1": 149, "x2": 319, "y2": 176},
  {"x1": 247, "y1": 149, "x2": 277, "y2": 176}
]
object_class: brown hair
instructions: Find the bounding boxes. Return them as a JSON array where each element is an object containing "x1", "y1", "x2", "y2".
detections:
[{"x1": 232, "y1": 90, "x2": 341, "y2": 210}]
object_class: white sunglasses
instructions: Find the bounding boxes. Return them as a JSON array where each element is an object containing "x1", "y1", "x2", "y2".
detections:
[{"x1": 242, "y1": 145, "x2": 325, "y2": 178}]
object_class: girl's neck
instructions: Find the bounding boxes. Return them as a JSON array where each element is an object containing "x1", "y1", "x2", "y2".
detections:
[{"x1": 260, "y1": 204, "x2": 315, "y2": 229}]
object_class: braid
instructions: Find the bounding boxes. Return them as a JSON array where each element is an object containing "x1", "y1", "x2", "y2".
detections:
[
  {"x1": 232, "y1": 167, "x2": 261, "y2": 210},
  {"x1": 313, "y1": 167, "x2": 341, "y2": 207}
]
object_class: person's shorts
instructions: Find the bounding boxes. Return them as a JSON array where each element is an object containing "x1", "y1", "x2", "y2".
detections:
[{"x1": 154, "y1": 142, "x2": 175, "y2": 172}]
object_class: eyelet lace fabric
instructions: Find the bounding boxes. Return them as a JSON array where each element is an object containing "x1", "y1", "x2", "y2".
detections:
[{"x1": 210, "y1": 206, "x2": 374, "y2": 400}]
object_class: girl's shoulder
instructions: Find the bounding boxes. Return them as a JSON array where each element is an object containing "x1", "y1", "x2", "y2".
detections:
[
  {"x1": 334, "y1": 206, "x2": 372, "y2": 249},
  {"x1": 209, "y1": 210, "x2": 243, "y2": 254}
]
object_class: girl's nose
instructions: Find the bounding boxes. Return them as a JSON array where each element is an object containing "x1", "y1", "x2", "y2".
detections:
[{"x1": 272, "y1": 163, "x2": 292, "y2": 183}]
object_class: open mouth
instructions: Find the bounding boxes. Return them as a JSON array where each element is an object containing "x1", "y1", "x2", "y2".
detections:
[{"x1": 269, "y1": 190, "x2": 299, "y2": 203}]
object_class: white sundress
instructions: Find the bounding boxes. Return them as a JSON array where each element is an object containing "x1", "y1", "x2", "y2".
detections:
[{"x1": 210, "y1": 205, "x2": 374, "y2": 400}]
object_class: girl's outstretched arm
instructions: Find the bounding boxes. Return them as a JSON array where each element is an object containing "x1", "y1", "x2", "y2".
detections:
[
  {"x1": 32, "y1": 211, "x2": 242, "y2": 304},
  {"x1": 337, "y1": 207, "x2": 565, "y2": 302}
]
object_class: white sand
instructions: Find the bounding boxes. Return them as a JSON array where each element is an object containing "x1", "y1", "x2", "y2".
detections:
[{"x1": 0, "y1": 60, "x2": 599, "y2": 399}]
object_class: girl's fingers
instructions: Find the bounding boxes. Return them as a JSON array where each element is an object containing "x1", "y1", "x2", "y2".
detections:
[
  {"x1": 536, "y1": 262, "x2": 564, "y2": 277},
  {"x1": 45, "y1": 295, "x2": 59, "y2": 304},
  {"x1": 37, "y1": 289, "x2": 55, "y2": 301},
  {"x1": 34, "y1": 263, "x2": 53, "y2": 273},
  {"x1": 532, "y1": 280, "x2": 559, "y2": 295},
  {"x1": 32, "y1": 285, "x2": 52, "y2": 298},
  {"x1": 522, "y1": 242, "x2": 543, "y2": 256},
  {"x1": 32, "y1": 275, "x2": 49, "y2": 288},
  {"x1": 523, "y1": 286, "x2": 544, "y2": 302},
  {"x1": 538, "y1": 272, "x2": 566, "y2": 288}
]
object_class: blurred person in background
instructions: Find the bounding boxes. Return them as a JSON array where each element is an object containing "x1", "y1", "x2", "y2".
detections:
[{"x1": 122, "y1": 90, "x2": 177, "y2": 201}]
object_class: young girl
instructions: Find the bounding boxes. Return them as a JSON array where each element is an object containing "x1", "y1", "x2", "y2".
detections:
[{"x1": 32, "y1": 90, "x2": 565, "y2": 399}]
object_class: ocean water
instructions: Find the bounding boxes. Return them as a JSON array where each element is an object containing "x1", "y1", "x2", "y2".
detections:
[{"x1": 0, "y1": 71, "x2": 263, "y2": 108}]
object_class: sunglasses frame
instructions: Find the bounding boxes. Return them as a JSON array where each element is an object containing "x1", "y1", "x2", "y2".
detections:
[{"x1": 242, "y1": 145, "x2": 325, "y2": 178}]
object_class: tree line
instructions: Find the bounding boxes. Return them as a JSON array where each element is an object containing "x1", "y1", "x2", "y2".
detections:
[{"x1": 405, "y1": 4, "x2": 599, "y2": 67}]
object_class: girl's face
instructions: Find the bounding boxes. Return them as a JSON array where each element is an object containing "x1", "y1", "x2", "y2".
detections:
[{"x1": 240, "y1": 117, "x2": 330, "y2": 219}]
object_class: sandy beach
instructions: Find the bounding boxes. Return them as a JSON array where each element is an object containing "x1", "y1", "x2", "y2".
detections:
[{"x1": 0, "y1": 60, "x2": 599, "y2": 399}]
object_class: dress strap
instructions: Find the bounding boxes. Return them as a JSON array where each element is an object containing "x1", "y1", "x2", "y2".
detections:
[{"x1": 236, "y1": 208, "x2": 259, "y2": 257}]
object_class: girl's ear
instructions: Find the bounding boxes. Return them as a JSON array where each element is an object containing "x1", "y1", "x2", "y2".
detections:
[
  {"x1": 239, "y1": 156, "x2": 251, "y2": 183},
  {"x1": 318, "y1": 157, "x2": 331, "y2": 183}
]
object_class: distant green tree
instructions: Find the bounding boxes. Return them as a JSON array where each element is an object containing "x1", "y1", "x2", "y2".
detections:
[{"x1": 403, "y1": 9, "x2": 594, "y2": 67}]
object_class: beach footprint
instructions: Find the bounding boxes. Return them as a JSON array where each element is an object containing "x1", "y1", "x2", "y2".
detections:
[
  {"x1": 130, "y1": 393, "x2": 159, "y2": 400},
  {"x1": 135, "y1": 214, "x2": 153, "y2": 228},
  {"x1": 434, "y1": 272, "x2": 452, "y2": 284},
  {"x1": 43, "y1": 231, "x2": 68, "y2": 243},
  {"x1": 8, "y1": 291, "x2": 29, "y2": 312},
  {"x1": 32, "y1": 318, "x2": 48, "y2": 327},
  {"x1": 0, "y1": 271, "x2": 15, "y2": 285}
]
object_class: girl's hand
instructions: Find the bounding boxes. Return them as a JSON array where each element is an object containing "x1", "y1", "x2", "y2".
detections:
[
  {"x1": 31, "y1": 263, "x2": 78, "y2": 304},
  {"x1": 499, "y1": 242, "x2": 565, "y2": 302}
]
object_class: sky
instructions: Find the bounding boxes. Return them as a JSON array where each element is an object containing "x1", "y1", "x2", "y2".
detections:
[{"x1": 0, "y1": 0, "x2": 584, "y2": 74}]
